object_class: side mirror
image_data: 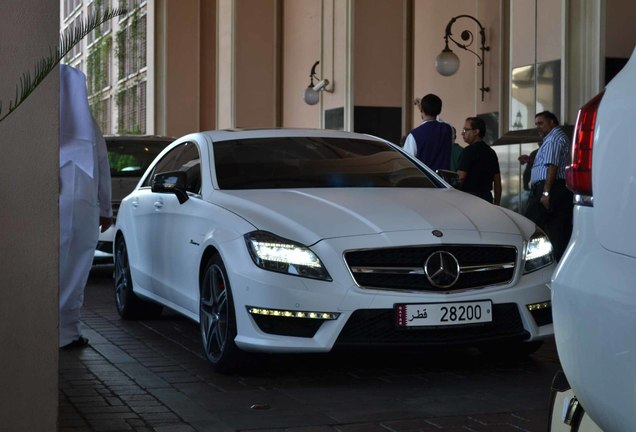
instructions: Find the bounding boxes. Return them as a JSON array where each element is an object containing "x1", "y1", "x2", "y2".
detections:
[{"x1": 151, "y1": 171, "x2": 189, "y2": 204}]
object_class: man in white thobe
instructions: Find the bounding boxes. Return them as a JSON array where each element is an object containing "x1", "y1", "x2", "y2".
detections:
[{"x1": 59, "y1": 64, "x2": 113, "y2": 349}]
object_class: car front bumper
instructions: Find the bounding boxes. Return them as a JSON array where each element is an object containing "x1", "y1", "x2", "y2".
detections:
[{"x1": 224, "y1": 232, "x2": 554, "y2": 354}]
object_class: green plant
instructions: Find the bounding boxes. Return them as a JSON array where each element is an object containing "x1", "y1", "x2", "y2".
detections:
[
  {"x1": 0, "y1": 7, "x2": 126, "y2": 123},
  {"x1": 116, "y1": 7, "x2": 141, "y2": 81},
  {"x1": 115, "y1": 4, "x2": 146, "y2": 136},
  {"x1": 109, "y1": 153, "x2": 138, "y2": 172},
  {"x1": 87, "y1": 35, "x2": 112, "y2": 94}
]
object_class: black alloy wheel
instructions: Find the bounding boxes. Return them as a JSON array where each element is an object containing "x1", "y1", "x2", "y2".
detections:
[
  {"x1": 200, "y1": 254, "x2": 242, "y2": 373},
  {"x1": 114, "y1": 236, "x2": 163, "y2": 319}
]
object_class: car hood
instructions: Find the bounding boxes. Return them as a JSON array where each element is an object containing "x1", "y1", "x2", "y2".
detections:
[{"x1": 213, "y1": 188, "x2": 527, "y2": 245}]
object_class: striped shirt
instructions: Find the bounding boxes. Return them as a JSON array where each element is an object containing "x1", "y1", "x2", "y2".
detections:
[{"x1": 530, "y1": 126, "x2": 570, "y2": 185}]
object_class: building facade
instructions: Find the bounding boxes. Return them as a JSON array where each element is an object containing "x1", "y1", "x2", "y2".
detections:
[
  {"x1": 60, "y1": 0, "x2": 150, "y2": 134},
  {"x1": 61, "y1": 0, "x2": 636, "y2": 211},
  {"x1": 60, "y1": 0, "x2": 636, "y2": 141}
]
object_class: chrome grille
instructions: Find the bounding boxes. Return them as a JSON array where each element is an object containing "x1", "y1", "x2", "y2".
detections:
[{"x1": 344, "y1": 245, "x2": 517, "y2": 292}]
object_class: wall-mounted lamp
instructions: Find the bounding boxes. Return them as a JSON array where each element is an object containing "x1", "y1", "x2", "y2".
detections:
[
  {"x1": 435, "y1": 14, "x2": 490, "y2": 101},
  {"x1": 303, "y1": 61, "x2": 332, "y2": 105}
]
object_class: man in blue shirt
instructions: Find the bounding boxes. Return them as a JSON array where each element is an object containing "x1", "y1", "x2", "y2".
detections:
[
  {"x1": 525, "y1": 111, "x2": 573, "y2": 261},
  {"x1": 403, "y1": 94, "x2": 452, "y2": 172}
]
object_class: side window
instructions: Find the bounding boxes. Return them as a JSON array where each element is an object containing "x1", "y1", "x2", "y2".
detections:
[
  {"x1": 141, "y1": 144, "x2": 185, "y2": 187},
  {"x1": 174, "y1": 143, "x2": 202, "y2": 195},
  {"x1": 143, "y1": 142, "x2": 202, "y2": 194}
]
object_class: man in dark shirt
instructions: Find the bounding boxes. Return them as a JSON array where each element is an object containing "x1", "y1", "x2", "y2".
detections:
[{"x1": 456, "y1": 116, "x2": 502, "y2": 205}]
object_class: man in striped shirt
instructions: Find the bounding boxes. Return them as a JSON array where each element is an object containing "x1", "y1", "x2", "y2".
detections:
[{"x1": 525, "y1": 111, "x2": 573, "y2": 261}]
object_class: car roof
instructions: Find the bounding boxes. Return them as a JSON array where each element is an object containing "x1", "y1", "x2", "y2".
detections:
[
  {"x1": 187, "y1": 128, "x2": 390, "y2": 143},
  {"x1": 104, "y1": 135, "x2": 175, "y2": 143}
]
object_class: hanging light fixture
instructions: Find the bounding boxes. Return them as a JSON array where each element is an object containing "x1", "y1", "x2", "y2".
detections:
[
  {"x1": 303, "y1": 61, "x2": 331, "y2": 105},
  {"x1": 435, "y1": 14, "x2": 490, "y2": 101}
]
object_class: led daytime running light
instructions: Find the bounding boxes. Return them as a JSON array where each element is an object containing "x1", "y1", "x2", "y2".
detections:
[
  {"x1": 248, "y1": 307, "x2": 339, "y2": 320},
  {"x1": 527, "y1": 301, "x2": 551, "y2": 311}
]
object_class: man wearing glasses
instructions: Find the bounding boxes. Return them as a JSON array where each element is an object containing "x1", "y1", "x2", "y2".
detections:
[
  {"x1": 456, "y1": 117, "x2": 502, "y2": 205},
  {"x1": 525, "y1": 111, "x2": 573, "y2": 261}
]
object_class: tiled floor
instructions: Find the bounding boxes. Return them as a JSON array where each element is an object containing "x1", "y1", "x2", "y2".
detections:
[{"x1": 59, "y1": 266, "x2": 561, "y2": 432}]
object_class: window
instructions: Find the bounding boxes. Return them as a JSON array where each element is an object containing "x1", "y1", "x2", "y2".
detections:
[
  {"x1": 115, "y1": 3, "x2": 147, "y2": 135},
  {"x1": 174, "y1": 144, "x2": 202, "y2": 194},
  {"x1": 213, "y1": 137, "x2": 438, "y2": 190},
  {"x1": 108, "y1": 137, "x2": 172, "y2": 177},
  {"x1": 116, "y1": 81, "x2": 145, "y2": 134},
  {"x1": 143, "y1": 143, "x2": 202, "y2": 195},
  {"x1": 509, "y1": 0, "x2": 563, "y2": 129},
  {"x1": 117, "y1": 10, "x2": 146, "y2": 80},
  {"x1": 63, "y1": 13, "x2": 84, "y2": 62},
  {"x1": 119, "y1": 0, "x2": 141, "y2": 15},
  {"x1": 90, "y1": 96, "x2": 112, "y2": 134},
  {"x1": 87, "y1": 37, "x2": 112, "y2": 94},
  {"x1": 87, "y1": 0, "x2": 112, "y2": 46},
  {"x1": 64, "y1": 0, "x2": 81, "y2": 20}
]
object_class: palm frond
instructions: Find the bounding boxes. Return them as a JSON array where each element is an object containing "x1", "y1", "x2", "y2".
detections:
[{"x1": 0, "y1": 7, "x2": 127, "y2": 123}]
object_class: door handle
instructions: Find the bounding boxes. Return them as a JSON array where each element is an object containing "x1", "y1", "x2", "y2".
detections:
[{"x1": 154, "y1": 200, "x2": 164, "y2": 209}]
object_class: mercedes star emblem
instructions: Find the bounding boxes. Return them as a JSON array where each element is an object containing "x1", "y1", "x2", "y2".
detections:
[{"x1": 424, "y1": 251, "x2": 460, "y2": 288}]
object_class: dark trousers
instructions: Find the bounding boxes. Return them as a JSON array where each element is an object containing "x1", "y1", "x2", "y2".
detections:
[{"x1": 525, "y1": 180, "x2": 573, "y2": 261}]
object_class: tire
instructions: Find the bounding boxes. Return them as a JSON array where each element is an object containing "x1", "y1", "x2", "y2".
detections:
[
  {"x1": 114, "y1": 236, "x2": 163, "y2": 319},
  {"x1": 479, "y1": 340, "x2": 544, "y2": 358},
  {"x1": 200, "y1": 254, "x2": 243, "y2": 373}
]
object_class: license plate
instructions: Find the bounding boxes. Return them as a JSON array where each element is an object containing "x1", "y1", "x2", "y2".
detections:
[{"x1": 395, "y1": 300, "x2": 493, "y2": 327}]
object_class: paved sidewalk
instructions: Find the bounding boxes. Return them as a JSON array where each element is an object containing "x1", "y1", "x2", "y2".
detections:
[{"x1": 59, "y1": 266, "x2": 560, "y2": 432}]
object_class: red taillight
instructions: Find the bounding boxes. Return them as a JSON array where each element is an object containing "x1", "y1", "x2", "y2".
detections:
[{"x1": 566, "y1": 91, "x2": 605, "y2": 196}]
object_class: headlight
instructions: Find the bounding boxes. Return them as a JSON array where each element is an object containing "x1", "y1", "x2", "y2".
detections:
[
  {"x1": 244, "y1": 231, "x2": 332, "y2": 281},
  {"x1": 523, "y1": 229, "x2": 554, "y2": 273}
]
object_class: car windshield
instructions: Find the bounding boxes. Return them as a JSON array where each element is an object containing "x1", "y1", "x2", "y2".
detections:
[
  {"x1": 213, "y1": 136, "x2": 440, "y2": 189},
  {"x1": 108, "y1": 140, "x2": 171, "y2": 177}
]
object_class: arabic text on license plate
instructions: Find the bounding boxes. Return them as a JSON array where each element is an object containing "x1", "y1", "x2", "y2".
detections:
[{"x1": 395, "y1": 301, "x2": 493, "y2": 327}]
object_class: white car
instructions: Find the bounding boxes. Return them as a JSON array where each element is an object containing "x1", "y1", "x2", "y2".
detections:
[
  {"x1": 94, "y1": 135, "x2": 174, "y2": 264},
  {"x1": 551, "y1": 47, "x2": 636, "y2": 430},
  {"x1": 114, "y1": 128, "x2": 555, "y2": 372}
]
